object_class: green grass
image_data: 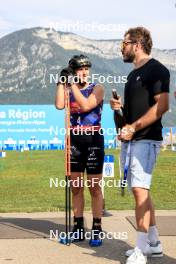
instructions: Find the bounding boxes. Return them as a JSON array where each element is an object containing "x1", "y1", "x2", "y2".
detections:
[{"x1": 0, "y1": 149, "x2": 176, "y2": 212}]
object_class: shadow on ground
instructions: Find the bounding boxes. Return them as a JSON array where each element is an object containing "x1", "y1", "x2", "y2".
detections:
[{"x1": 0, "y1": 217, "x2": 175, "y2": 264}]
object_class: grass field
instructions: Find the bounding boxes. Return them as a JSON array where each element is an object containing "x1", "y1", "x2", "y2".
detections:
[{"x1": 0, "y1": 149, "x2": 176, "y2": 212}]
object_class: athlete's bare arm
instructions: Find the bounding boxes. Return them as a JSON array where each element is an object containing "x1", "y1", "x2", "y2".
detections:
[
  {"x1": 70, "y1": 84, "x2": 104, "y2": 112},
  {"x1": 55, "y1": 83, "x2": 65, "y2": 110}
]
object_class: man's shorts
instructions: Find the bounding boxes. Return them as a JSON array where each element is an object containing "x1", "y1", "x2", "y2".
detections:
[
  {"x1": 70, "y1": 131, "x2": 105, "y2": 174},
  {"x1": 120, "y1": 140, "x2": 161, "y2": 190}
]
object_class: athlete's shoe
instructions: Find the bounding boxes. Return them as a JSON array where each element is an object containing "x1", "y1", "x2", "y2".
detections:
[
  {"x1": 70, "y1": 217, "x2": 85, "y2": 242},
  {"x1": 126, "y1": 247, "x2": 147, "y2": 264},
  {"x1": 89, "y1": 228, "x2": 102, "y2": 247},
  {"x1": 125, "y1": 241, "x2": 163, "y2": 258},
  {"x1": 89, "y1": 220, "x2": 102, "y2": 247}
]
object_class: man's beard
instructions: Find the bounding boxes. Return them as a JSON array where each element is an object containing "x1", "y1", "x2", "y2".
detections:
[{"x1": 123, "y1": 51, "x2": 135, "y2": 63}]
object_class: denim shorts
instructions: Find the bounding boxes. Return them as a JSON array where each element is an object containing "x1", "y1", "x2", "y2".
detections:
[{"x1": 120, "y1": 140, "x2": 161, "y2": 190}]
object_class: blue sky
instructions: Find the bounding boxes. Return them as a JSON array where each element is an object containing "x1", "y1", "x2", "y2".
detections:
[{"x1": 0, "y1": 0, "x2": 176, "y2": 49}]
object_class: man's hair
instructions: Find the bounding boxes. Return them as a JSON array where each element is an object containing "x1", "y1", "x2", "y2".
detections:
[{"x1": 124, "y1": 27, "x2": 153, "y2": 55}]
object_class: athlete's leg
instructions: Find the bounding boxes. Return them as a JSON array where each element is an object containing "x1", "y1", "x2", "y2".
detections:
[
  {"x1": 70, "y1": 172, "x2": 85, "y2": 242},
  {"x1": 87, "y1": 173, "x2": 103, "y2": 245},
  {"x1": 86, "y1": 132, "x2": 104, "y2": 218},
  {"x1": 87, "y1": 173, "x2": 103, "y2": 218},
  {"x1": 86, "y1": 132, "x2": 104, "y2": 245},
  {"x1": 70, "y1": 172, "x2": 84, "y2": 217},
  {"x1": 70, "y1": 131, "x2": 86, "y2": 217}
]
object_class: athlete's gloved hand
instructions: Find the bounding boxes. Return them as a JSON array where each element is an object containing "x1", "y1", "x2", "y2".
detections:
[{"x1": 58, "y1": 67, "x2": 75, "y2": 85}]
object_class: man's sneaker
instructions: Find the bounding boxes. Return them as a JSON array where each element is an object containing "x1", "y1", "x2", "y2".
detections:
[
  {"x1": 126, "y1": 247, "x2": 147, "y2": 264},
  {"x1": 125, "y1": 241, "x2": 163, "y2": 258},
  {"x1": 148, "y1": 241, "x2": 163, "y2": 257}
]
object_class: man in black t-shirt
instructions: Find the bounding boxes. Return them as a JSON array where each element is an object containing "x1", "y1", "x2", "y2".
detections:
[
  {"x1": 110, "y1": 27, "x2": 170, "y2": 264},
  {"x1": 124, "y1": 58, "x2": 170, "y2": 141}
]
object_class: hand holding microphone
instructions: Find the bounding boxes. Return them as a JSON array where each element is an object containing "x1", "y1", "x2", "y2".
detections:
[
  {"x1": 111, "y1": 89, "x2": 123, "y2": 110},
  {"x1": 110, "y1": 89, "x2": 126, "y2": 130}
]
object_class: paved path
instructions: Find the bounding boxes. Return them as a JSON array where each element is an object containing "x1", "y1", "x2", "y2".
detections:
[{"x1": 0, "y1": 211, "x2": 176, "y2": 264}]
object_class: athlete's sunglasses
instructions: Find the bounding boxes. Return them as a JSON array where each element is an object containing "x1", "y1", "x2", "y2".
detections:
[{"x1": 120, "y1": 40, "x2": 137, "y2": 50}]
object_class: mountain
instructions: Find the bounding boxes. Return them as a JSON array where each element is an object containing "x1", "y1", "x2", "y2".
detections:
[{"x1": 0, "y1": 27, "x2": 175, "y2": 125}]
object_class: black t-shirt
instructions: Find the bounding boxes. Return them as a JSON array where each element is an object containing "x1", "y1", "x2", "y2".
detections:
[{"x1": 124, "y1": 58, "x2": 170, "y2": 141}]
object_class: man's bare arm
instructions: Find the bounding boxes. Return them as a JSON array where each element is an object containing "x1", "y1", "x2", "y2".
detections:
[{"x1": 132, "y1": 92, "x2": 169, "y2": 132}]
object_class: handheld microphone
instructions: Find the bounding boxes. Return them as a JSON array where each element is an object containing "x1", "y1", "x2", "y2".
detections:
[{"x1": 112, "y1": 89, "x2": 126, "y2": 130}]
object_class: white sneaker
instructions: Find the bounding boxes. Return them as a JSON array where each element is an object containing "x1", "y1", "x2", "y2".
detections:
[
  {"x1": 126, "y1": 247, "x2": 147, "y2": 264},
  {"x1": 125, "y1": 241, "x2": 163, "y2": 258}
]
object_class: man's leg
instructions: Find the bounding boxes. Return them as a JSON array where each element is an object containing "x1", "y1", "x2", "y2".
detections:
[
  {"x1": 132, "y1": 187, "x2": 150, "y2": 252},
  {"x1": 148, "y1": 194, "x2": 160, "y2": 245},
  {"x1": 133, "y1": 187, "x2": 150, "y2": 232},
  {"x1": 126, "y1": 140, "x2": 162, "y2": 256},
  {"x1": 126, "y1": 181, "x2": 162, "y2": 257},
  {"x1": 149, "y1": 194, "x2": 156, "y2": 226}
]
